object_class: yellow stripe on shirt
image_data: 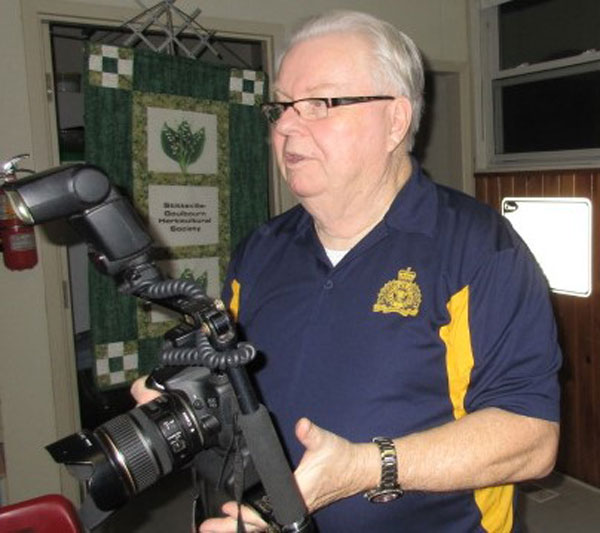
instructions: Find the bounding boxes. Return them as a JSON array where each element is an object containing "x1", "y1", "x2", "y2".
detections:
[
  {"x1": 440, "y1": 285, "x2": 474, "y2": 420},
  {"x1": 440, "y1": 285, "x2": 514, "y2": 533},
  {"x1": 229, "y1": 279, "x2": 241, "y2": 321}
]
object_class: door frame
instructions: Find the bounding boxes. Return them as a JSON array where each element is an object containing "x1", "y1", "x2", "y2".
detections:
[{"x1": 425, "y1": 59, "x2": 473, "y2": 195}]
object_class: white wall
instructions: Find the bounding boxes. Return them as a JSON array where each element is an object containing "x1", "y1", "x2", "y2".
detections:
[
  {"x1": 64, "y1": 0, "x2": 469, "y2": 62},
  {"x1": 0, "y1": 0, "x2": 469, "y2": 504}
]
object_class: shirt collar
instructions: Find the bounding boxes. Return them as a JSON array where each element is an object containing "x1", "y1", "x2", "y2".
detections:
[{"x1": 383, "y1": 158, "x2": 438, "y2": 237}]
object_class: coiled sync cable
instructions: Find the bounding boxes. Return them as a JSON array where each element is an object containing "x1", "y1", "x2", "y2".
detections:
[
  {"x1": 140, "y1": 278, "x2": 256, "y2": 371},
  {"x1": 160, "y1": 330, "x2": 256, "y2": 371}
]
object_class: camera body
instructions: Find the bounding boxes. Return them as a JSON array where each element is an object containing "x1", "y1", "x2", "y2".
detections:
[{"x1": 47, "y1": 365, "x2": 258, "y2": 515}]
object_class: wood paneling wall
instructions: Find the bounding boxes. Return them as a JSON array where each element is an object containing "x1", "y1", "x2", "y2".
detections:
[{"x1": 476, "y1": 169, "x2": 600, "y2": 488}]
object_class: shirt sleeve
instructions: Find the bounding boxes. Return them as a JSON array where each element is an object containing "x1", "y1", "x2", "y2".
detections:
[{"x1": 465, "y1": 240, "x2": 562, "y2": 422}]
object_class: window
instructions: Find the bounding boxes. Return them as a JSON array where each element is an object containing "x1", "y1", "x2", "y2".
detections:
[{"x1": 474, "y1": 0, "x2": 600, "y2": 168}]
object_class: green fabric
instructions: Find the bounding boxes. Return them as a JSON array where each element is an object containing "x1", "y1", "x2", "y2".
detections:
[
  {"x1": 229, "y1": 104, "x2": 270, "y2": 246},
  {"x1": 84, "y1": 43, "x2": 269, "y2": 389}
]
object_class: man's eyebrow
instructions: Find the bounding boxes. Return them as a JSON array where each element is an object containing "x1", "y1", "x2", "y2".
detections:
[
  {"x1": 272, "y1": 83, "x2": 343, "y2": 100},
  {"x1": 272, "y1": 87, "x2": 291, "y2": 100}
]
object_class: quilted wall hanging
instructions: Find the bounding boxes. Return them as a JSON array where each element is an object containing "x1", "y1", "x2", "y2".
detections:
[{"x1": 84, "y1": 43, "x2": 269, "y2": 389}]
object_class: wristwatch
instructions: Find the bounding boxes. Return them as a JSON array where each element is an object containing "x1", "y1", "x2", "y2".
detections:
[{"x1": 364, "y1": 437, "x2": 404, "y2": 503}]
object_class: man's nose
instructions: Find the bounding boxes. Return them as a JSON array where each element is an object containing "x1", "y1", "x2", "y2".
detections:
[{"x1": 273, "y1": 105, "x2": 305, "y2": 135}]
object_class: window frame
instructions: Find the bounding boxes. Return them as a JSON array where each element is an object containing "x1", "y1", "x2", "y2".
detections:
[{"x1": 471, "y1": 0, "x2": 600, "y2": 171}]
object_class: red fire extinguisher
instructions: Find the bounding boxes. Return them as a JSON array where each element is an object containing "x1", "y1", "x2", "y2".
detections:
[{"x1": 0, "y1": 155, "x2": 38, "y2": 270}]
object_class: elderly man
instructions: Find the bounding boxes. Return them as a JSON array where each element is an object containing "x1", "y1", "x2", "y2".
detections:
[{"x1": 136, "y1": 10, "x2": 561, "y2": 533}]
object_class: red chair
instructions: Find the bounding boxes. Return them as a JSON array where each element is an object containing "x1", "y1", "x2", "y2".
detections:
[{"x1": 0, "y1": 494, "x2": 82, "y2": 532}]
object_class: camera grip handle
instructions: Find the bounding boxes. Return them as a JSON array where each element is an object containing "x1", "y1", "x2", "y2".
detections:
[{"x1": 238, "y1": 405, "x2": 313, "y2": 531}]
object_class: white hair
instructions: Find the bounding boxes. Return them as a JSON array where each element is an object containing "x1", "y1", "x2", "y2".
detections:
[{"x1": 279, "y1": 10, "x2": 425, "y2": 150}]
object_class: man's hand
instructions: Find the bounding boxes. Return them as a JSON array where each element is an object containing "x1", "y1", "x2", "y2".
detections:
[{"x1": 293, "y1": 418, "x2": 377, "y2": 511}]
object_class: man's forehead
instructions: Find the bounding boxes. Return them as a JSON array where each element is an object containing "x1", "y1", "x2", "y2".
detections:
[{"x1": 274, "y1": 34, "x2": 375, "y2": 96}]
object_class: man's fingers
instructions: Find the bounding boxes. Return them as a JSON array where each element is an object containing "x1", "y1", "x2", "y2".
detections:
[
  {"x1": 130, "y1": 376, "x2": 161, "y2": 404},
  {"x1": 198, "y1": 502, "x2": 268, "y2": 533},
  {"x1": 222, "y1": 502, "x2": 268, "y2": 527},
  {"x1": 199, "y1": 516, "x2": 263, "y2": 533}
]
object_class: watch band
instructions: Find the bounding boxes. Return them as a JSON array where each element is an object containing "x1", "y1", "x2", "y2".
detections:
[{"x1": 364, "y1": 436, "x2": 403, "y2": 503}]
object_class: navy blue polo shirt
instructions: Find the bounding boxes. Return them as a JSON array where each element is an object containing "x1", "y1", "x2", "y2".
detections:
[{"x1": 222, "y1": 163, "x2": 561, "y2": 532}]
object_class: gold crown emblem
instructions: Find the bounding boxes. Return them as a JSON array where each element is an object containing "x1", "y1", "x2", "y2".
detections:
[{"x1": 397, "y1": 268, "x2": 416, "y2": 282}]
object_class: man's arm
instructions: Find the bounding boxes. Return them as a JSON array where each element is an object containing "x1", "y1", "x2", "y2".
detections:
[
  {"x1": 395, "y1": 408, "x2": 558, "y2": 491},
  {"x1": 291, "y1": 408, "x2": 558, "y2": 512}
]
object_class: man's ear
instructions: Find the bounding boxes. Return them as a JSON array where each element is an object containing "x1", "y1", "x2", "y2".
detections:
[{"x1": 387, "y1": 96, "x2": 413, "y2": 152}]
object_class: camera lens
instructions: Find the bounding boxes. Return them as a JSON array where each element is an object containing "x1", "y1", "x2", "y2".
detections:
[
  {"x1": 48, "y1": 391, "x2": 219, "y2": 512},
  {"x1": 96, "y1": 392, "x2": 211, "y2": 507}
]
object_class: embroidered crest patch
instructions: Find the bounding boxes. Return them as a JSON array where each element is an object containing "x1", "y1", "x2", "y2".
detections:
[{"x1": 373, "y1": 268, "x2": 422, "y2": 316}]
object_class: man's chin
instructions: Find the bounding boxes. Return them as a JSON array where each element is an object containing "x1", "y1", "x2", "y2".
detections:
[{"x1": 286, "y1": 177, "x2": 327, "y2": 201}]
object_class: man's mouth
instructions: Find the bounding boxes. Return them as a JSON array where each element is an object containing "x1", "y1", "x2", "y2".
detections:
[{"x1": 284, "y1": 152, "x2": 306, "y2": 165}]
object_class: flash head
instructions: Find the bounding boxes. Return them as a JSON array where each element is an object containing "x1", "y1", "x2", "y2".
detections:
[
  {"x1": 3, "y1": 163, "x2": 156, "y2": 287},
  {"x1": 3, "y1": 164, "x2": 111, "y2": 224}
]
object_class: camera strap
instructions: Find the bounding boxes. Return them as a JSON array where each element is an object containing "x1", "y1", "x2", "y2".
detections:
[
  {"x1": 216, "y1": 416, "x2": 283, "y2": 533},
  {"x1": 233, "y1": 422, "x2": 246, "y2": 533},
  {"x1": 216, "y1": 414, "x2": 248, "y2": 533}
]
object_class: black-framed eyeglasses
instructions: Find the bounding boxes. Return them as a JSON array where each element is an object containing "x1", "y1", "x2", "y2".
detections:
[{"x1": 260, "y1": 96, "x2": 395, "y2": 124}]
